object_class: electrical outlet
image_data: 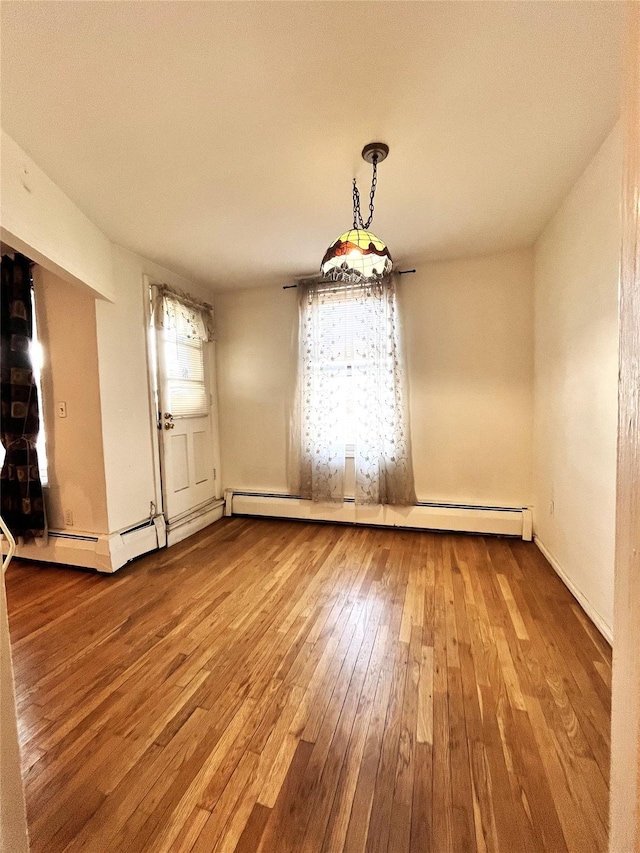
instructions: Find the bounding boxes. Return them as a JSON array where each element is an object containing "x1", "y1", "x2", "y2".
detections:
[{"x1": 64, "y1": 509, "x2": 73, "y2": 527}]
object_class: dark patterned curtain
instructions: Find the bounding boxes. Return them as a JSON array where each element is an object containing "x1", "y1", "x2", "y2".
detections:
[{"x1": 1, "y1": 254, "x2": 45, "y2": 539}]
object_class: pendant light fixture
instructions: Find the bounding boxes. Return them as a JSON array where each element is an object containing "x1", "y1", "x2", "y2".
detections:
[{"x1": 321, "y1": 142, "x2": 393, "y2": 283}]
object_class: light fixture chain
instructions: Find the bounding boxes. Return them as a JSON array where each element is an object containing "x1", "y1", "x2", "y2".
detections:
[
  {"x1": 352, "y1": 154, "x2": 379, "y2": 231},
  {"x1": 364, "y1": 155, "x2": 378, "y2": 229},
  {"x1": 352, "y1": 180, "x2": 361, "y2": 229}
]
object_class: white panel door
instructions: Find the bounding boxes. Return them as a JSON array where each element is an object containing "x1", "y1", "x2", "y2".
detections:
[{"x1": 156, "y1": 326, "x2": 216, "y2": 524}]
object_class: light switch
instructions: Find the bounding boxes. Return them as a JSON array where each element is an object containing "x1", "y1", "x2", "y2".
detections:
[{"x1": 57, "y1": 401, "x2": 67, "y2": 418}]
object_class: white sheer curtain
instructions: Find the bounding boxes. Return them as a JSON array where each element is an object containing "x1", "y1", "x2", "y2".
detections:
[{"x1": 293, "y1": 276, "x2": 415, "y2": 506}]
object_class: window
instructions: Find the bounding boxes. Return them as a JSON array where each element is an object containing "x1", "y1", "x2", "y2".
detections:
[
  {"x1": 296, "y1": 278, "x2": 415, "y2": 506},
  {"x1": 162, "y1": 327, "x2": 208, "y2": 418},
  {"x1": 311, "y1": 289, "x2": 366, "y2": 456},
  {"x1": 151, "y1": 283, "x2": 213, "y2": 421}
]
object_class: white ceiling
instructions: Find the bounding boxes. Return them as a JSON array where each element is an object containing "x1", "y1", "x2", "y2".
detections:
[{"x1": 1, "y1": 1, "x2": 624, "y2": 291}]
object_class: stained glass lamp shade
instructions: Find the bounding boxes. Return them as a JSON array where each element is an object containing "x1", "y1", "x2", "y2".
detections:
[{"x1": 320, "y1": 229, "x2": 393, "y2": 283}]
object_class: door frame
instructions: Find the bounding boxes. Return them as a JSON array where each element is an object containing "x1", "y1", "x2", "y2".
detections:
[
  {"x1": 143, "y1": 274, "x2": 166, "y2": 529},
  {"x1": 609, "y1": 3, "x2": 640, "y2": 850},
  {"x1": 143, "y1": 274, "x2": 224, "y2": 546}
]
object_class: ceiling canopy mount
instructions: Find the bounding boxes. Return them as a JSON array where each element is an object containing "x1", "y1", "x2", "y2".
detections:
[{"x1": 361, "y1": 142, "x2": 389, "y2": 165}]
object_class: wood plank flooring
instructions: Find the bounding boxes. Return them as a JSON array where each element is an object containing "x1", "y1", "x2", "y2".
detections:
[{"x1": 5, "y1": 518, "x2": 611, "y2": 852}]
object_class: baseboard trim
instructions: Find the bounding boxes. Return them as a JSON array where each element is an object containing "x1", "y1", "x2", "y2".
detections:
[{"x1": 534, "y1": 536, "x2": 612, "y2": 645}]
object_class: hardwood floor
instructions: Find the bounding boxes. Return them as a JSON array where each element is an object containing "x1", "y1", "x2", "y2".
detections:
[{"x1": 5, "y1": 518, "x2": 611, "y2": 853}]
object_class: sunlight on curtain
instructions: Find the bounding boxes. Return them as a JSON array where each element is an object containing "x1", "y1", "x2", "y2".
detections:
[
  {"x1": 150, "y1": 284, "x2": 214, "y2": 418},
  {"x1": 295, "y1": 276, "x2": 415, "y2": 506}
]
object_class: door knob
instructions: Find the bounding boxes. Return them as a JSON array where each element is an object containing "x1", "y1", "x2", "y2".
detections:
[{"x1": 164, "y1": 422, "x2": 175, "y2": 430}]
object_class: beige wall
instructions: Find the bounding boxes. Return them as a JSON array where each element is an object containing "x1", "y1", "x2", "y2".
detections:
[
  {"x1": 533, "y1": 124, "x2": 621, "y2": 638},
  {"x1": 215, "y1": 284, "x2": 298, "y2": 494},
  {"x1": 215, "y1": 248, "x2": 534, "y2": 508},
  {"x1": 403, "y1": 249, "x2": 534, "y2": 506},
  {"x1": 34, "y1": 268, "x2": 109, "y2": 533}
]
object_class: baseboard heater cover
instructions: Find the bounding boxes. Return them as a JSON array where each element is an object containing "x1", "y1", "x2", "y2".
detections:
[
  {"x1": 1, "y1": 516, "x2": 167, "y2": 573},
  {"x1": 107, "y1": 516, "x2": 167, "y2": 572},
  {"x1": 226, "y1": 491, "x2": 532, "y2": 540},
  {"x1": 2, "y1": 498, "x2": 228, "y2": 572},
  {"x1": 166, "y1": 499, "x2": 225, "y2": 548}
]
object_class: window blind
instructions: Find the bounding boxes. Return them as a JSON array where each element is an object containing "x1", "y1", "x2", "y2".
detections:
[{"x1": 163, "y1": 331, "x2": 209, "y2": 417}]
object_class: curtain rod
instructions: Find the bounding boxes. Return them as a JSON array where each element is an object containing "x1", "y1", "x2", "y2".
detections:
[{"x1": 282, "y1": 269, "x2": 416, "y2": 290}]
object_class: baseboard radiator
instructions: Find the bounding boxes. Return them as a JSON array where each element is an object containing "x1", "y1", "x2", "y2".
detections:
[
  {"x1": 2, "y1": 498, "x2": 227, "y2": 573},
  {"x1": 226, "y1": 491, "x2": 532, "y2": 540},
  {"x1": 2, "y1": 516, "x2": 167, "y2": 574},
  {"x1": 165, "y1": 499, "x2": 225, "y2": 548}
]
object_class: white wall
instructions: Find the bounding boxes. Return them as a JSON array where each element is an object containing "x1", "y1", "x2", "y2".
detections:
[
  {"x1": 215, "y1": 248, "x2": 534, "y2": 508},
  {"x1": 533, "y1": 124, "x2": 621, "y2": 639},
  {"x1": 0, "y1": 130, "x2": 114, "y2": 301}
]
